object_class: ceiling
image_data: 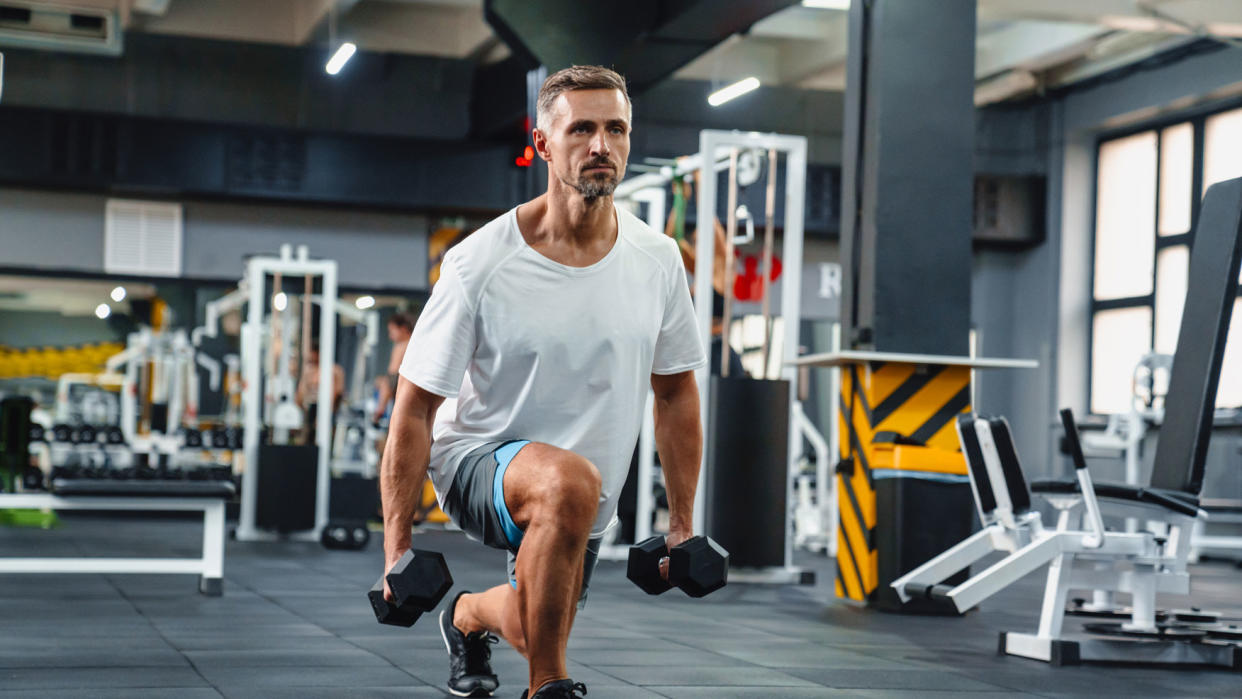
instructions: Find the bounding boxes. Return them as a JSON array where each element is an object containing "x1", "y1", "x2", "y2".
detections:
[{"x1": 6, "y1": 0, "x2": 1242, "y2": 105}]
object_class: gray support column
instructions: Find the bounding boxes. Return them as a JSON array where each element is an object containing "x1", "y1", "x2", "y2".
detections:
[{"x1": 840, "y1": 0, "x2": 976, "y2": 355}]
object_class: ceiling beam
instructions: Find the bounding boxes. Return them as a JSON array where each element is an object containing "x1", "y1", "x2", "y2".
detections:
[{"x1": 980, "y1": 0, "x2": 1242, "y2": 38}]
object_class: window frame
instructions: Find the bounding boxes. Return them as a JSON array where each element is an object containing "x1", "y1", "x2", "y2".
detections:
[{"x1": 1089, "y1": 99, "x2": 1242, "y2": 415}]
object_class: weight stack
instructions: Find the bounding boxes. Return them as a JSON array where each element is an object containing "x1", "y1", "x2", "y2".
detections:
[
  {"x1": 256, "y1": 444, "x2": 319, "y2": 533},
  {"x1": 705, "y1": 376, "x2": 789, "y2": 568}
]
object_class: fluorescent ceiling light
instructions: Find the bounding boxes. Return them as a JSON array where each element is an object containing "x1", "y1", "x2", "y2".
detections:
[
  {"x1": 802, "y1": 0, "x2": 850, "y2": 9},
  {"x1": 272, "y1": 292, "x2": 288, "y2": 312},
  {"x1": 95, "y1": 303, "x2": 111, "y2": 319},
  {"x1": 355, "y1": 295, "x2": 375, "y2": 310},
  {"x1": 708, "y1": 77, "x2": 761, "y2": 107},
  {"x1": 325, "y1": 42, "x2": 356, "y2": 75},
  {"x1": 110, "y1": 286, "x2": 126, "y2": 302}
]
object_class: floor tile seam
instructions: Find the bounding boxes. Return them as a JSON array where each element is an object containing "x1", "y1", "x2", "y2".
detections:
[
  {"x1": 97, "y1": 570, "x2": 222, "y2": 692},
  {"x1": 645, "y1": 631, "x2": 857, "y2": 677},
  {"x1": 223, "y1": 573, "x2": 442, "y2": 691}
]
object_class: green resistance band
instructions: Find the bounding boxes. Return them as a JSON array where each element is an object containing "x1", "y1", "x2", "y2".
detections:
[{"x1": 671, "y1": 175, "x2": 686, "y2": 241}]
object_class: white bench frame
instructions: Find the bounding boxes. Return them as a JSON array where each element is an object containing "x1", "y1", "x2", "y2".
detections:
[{"x1": 0, "y1": 493, "x2": 226, "y2": 595}]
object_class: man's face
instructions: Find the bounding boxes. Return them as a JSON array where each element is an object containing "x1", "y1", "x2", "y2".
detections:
[
  {"x1": 538, "y1": 89, "x2": 631, "y2": 202},
  {"x1": 386, "y1": 322, "x2": 407, "y2": 342}
]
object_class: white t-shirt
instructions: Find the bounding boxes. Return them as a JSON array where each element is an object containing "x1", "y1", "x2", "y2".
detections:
[{"x1": 399, "y1": 203, "x2": 706, "y2": 537}]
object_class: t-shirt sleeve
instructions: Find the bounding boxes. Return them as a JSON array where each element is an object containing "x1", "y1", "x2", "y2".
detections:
[
  {"x1": 652, "y1": 245, "x2": 708, "y2": 375},
  {"x1": 398, "y1": 255, "x2": 476, "y2": 398}
]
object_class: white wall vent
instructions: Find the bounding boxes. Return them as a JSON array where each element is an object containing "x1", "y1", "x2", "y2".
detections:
[
  {"x1": 104, "y1": 199, "x2": 183, "y2": 277},
  {"x1": 0, "y1": 2, "x2": 122, "y2": 56}
]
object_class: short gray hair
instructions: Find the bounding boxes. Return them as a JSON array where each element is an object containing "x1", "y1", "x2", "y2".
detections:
[{"x1": 536, "y1": 65, "x2": 632, "y2": 132}]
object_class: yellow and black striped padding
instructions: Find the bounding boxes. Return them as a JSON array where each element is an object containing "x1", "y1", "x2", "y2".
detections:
[{"x1": 834, "y1": 361, "x2": 972, "y2": 602}]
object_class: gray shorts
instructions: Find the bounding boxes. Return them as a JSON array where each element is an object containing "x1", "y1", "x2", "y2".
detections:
[{"x1": 441, "y1": 439, "x2": 601, "y2": 606}]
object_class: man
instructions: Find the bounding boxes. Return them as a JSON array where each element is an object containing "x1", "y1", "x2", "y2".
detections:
[
  {"x1": 663, "y1": 172, "x2": 746, "y2": 378},
  {"x1": 380, "y1": 65, "x2": 706, "y2": 699},
  {"x1": 295, "y1": 341, "x2": 345, "y2": 444},
  {"x1": 373, "y1": 311, "x2": 415, "y2": 425}
]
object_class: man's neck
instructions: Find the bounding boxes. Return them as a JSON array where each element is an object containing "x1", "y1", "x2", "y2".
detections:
[
  {"x1": 541, "y1": 182, "x2": 614, "y2": 244},
  {"x1": 517, "y1": 182, "x2": 618, "y2": 267}
]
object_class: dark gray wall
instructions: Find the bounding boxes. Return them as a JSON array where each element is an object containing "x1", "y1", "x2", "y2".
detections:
[
  {"x1": 970, "y1": 41, "x2": 1242, "y2": 484},
  {"x1": 0, "y1": 35, "x2": 474, "y2": 141},
  {"x1": 0, "y1": 188, "x2": 108, "y2": 276},
  {"x1": 182, "y1": 200, "x2": 429, "y2": 289},
  {"x1": 969, "y1": 100, "x2": 1061, "y2": 477},
  {"x1": 0, "y1": 187, "x2": 430, "y2": 291}
]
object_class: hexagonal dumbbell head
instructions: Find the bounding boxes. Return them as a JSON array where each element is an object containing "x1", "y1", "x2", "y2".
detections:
[
  {"x1": 668, "y1": 536, "x2": 729, "y2": 598},
  {"x1": 386, "y1": 549, "x2": 453, "y2": 612},
  {"x1": 626, "y1": 535, "x2": 673, "y2": 595},
  {"x1": 367, "y1": 577, "x2": 421, "y2": 627}
]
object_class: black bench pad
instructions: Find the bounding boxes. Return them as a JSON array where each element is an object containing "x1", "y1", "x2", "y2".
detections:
[
  {"x1": 1030, "y1": 479, "x2": 1200, "y2": 518},
  {"x1": 50, "y1": 479, "x2": 236, "y2": 498}
]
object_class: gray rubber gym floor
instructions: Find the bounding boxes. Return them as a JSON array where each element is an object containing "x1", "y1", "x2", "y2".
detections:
[{"x1": 2, "y1": 514, "x2": 1240, "y2": 698}]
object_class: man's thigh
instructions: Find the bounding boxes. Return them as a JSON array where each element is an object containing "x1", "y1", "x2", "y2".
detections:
[{"x1": 441, "y1": 440, "x2": 527, "y2": 552}]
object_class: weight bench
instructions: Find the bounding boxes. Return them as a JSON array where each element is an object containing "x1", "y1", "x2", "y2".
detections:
[
  {"x1": 893, "y1": 176, "x2": 1242, "y2": 669},
  {"x1": 0, "y1": 479, "x2": 234, "y2": 596}
]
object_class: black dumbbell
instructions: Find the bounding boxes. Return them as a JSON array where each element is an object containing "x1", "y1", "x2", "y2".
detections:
[
  {"x1": 627, "y1": 535, "x2": 729, "y2": 599},
  {"x1": 183, "y1": 429, "x2": 203, "y2": 448},
  {"x1": 76, "y1": 425, "x2": 97, "y2": 444},
  {"x1": 29, "y1": 424, "x2": 46, "y2": 442},
  {"x1": 211, "y1": 427, "x2": 229, "y2": 448},
  {"x1": 51, "y1": 424, "x2": 73, "y2": 442},
  {"x1": 367, "y1": 548, "x2": 453, "y2": 627},
  {"x1": 21, "y1": 466, "x2": 44, "y2": 491},
  {"x1": 104, "y1": 426, "x2": 125, "y2": 445}
]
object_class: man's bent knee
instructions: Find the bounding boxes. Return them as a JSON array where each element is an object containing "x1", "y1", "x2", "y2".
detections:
[
  {"x1": 539, "y1": 452, "x2": 600, "y2": 527},
  {"x1": 514, "y1": 446, "x2": 601, "y2": 530},
  {"x1": 504, "y1": 446, "x2": 601, "y2": 533}
]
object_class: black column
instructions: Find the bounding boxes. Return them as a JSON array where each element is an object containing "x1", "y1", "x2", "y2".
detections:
[{"x1": 839, "y1": 0, "x2": 975, "y2": 355}]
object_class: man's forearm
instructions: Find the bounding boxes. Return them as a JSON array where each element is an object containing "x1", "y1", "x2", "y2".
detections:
[
  {"x1": 653, "y1": 379, "x2": 702, "y2": 534},
  {"x1": 380, "y1": 407, "x2": 435, "y2": 560}
]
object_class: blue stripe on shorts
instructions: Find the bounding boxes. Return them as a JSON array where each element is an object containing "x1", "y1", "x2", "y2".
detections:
[{"x1": 492, "y1": 440, "x2": 530, "y2": 558}]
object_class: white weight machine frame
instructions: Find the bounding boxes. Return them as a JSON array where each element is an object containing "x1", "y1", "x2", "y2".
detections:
[
  {"x1": 234, "y1": 244, "x2": 338, "y2": 542},
  {"x1": 697, "y1": 131, "x2": 808, "y2": 584},
  {"x1": 890, "y1": 412, "x2": 1234, "y2": 668},
  {"x1": 610, "y1": 132, "x2": 814, "y2": 579},
  {"x1": 105, "y1": 327, "x2": 217, "y2": 455}
]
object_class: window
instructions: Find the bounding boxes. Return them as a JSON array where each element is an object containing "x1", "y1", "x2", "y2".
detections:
[{"x1": 1091, "y1": 108, "x2": 1242, "y2": 414}]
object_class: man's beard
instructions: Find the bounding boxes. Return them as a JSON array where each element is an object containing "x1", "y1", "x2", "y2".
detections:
[{"x1": 572, "y1": 159, "x2": 619, "y2": 202}]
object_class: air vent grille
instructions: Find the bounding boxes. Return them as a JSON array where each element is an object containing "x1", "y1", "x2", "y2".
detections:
[{"x1": 104, "y1": 199, "x2": 183, "y2": 277}]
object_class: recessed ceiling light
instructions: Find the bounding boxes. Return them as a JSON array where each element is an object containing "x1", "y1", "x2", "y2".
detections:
[
  {"x1": 326, "y1": 42, "x2": 356, "y2": 75},
  {"x1": 708, "y1": 77, "x2": 761, "y2": 107}
]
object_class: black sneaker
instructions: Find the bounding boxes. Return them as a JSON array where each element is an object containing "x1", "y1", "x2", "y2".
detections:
[
  {"x1": 519, "y1": 679, "x2": 588, "y2": 698},
  {"x1": 439, "y1": 591, "x2": 500, "y2": 697}
]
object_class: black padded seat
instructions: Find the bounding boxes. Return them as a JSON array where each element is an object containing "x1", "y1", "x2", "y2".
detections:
[
  {"x1": 1030, "y1": 479, "x2": 1200, "y2": 518},
  {"x1": 50, "y1": 479, "x2": 236, "y2": 498}
]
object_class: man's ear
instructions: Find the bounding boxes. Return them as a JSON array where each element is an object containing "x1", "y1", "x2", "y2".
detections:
[{"x1": 532, "y1": 128, "x2": 552, "y2": 162}]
